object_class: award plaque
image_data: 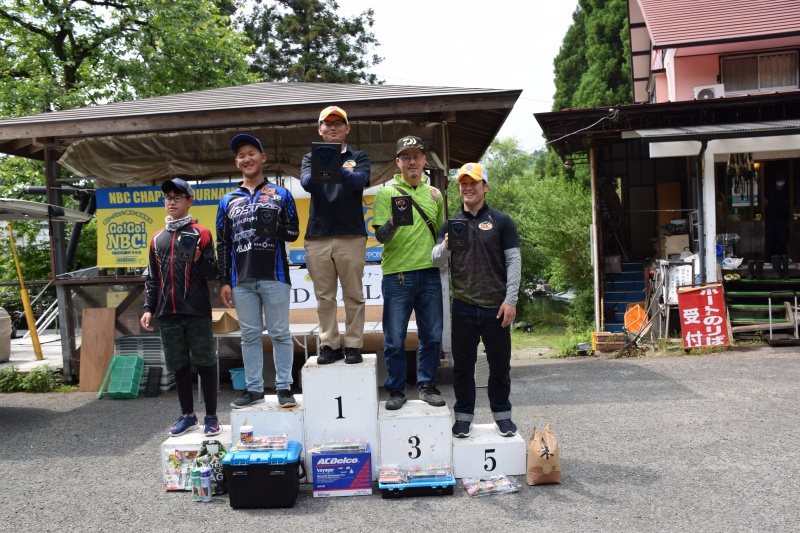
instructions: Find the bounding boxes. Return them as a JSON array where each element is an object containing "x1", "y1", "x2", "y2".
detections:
[
  {"x1": 448, "y1": 219, "x2": 468, "y2": 250},
  {"x1": 255, "y1": 205, "x2": 279, "y2": 238},
  {"x1": 175, "y1": 232, "x2": 198, "y2": 262},
  {"x1": 310, "y1": 142, "x2": 342, "y2": 183},
  {"x1": 392, "y1": 195, "x2": 413, "y2": 226}
]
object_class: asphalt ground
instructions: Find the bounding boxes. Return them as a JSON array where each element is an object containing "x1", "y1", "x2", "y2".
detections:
[{"x1": 1, "y1": 344, "x2": 798, "y2": 532}]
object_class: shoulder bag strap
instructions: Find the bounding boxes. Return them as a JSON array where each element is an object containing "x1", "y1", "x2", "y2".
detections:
[{"x1": 391, "y1": 185, "x2": 437, "y2": 242}]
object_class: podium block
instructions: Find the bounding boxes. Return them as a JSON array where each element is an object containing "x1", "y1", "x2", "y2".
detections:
[
  {"x1": 301, "y1": 354, "x2": 380, "y2": 478},
  {"x1": 378, "y1": 400, "x2": 452, "y2": 468},
  {"x1": 161, "y1": 425, "x2": 233, "y2": 491},
  {"x1": 451, "y1": 423, "x2": 526, "y2": 478},
  {"x1": 230, "y1": 394, "x2": 306, "y2": 481}
]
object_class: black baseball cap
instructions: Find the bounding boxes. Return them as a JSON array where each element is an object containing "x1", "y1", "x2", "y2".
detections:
[
  {"x1": 161, "y1": 177, "x2": 194, "y2": 198},
  {"x1": 396, "y1": 135, "x2": 425, "y2": 156},
  {"x1": 230, "y1": 133, "x2": 264, "y2": 153}
]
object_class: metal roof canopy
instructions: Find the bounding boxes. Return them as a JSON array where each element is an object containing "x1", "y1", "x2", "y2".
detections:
[
  {"x1": 0, "y1": 82, "x2": 522, "y2": 187},
  {"x1": 0, "y1": 198, "x2": 92, "y2": 222},
  {"x1": 534, "y1": 91, "x2": 800, "y2": 159}
]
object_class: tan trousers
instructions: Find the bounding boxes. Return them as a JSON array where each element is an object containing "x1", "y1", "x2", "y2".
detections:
[{"x1": 304, "y1": 235, "x2": 366, "y2": 349}]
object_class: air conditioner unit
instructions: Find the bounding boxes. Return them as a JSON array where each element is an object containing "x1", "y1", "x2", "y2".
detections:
[{"x1": 693, "y1": 84, "x2": 725, "y2": 100}]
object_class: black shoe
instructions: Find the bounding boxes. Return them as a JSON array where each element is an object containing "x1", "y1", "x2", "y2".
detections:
[
  {"x1": 452, "y1": 420, "x2": 471, "y2": 438},
  {"x1": 772, "y1": 255, "x2": 782, "y2": 279},
  {"x1": 277, "y1": 389, "x2": 296, "y2": 407},
  {"x1": 230, "y1": 390, "x2": 264, "y2": 409},
  {"x1": 747, "y1": 260, "x2": 755, "y2": 280},
  {"x1": 495, "y1": 418, "x2": 518, "y2": 437},
  {"x1": 317, "y1": 345, "x2": 344, "y2": 365},
  {"x1": 385, "y1": 390, "x2": 407, "y2": 410},
  {"x1": 418, "y1": 382, "x2": 446, "y2": 407},
  {"x1": 344, "y1": 347, "x2": 363, "y2": 364},
  {"x1": 755, "y1": 260, "x2": 764, "y2": 279}
]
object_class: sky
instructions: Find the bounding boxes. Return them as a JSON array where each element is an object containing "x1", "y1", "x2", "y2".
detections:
[{"x1": 333, "y1": 0, "x2": 579, "y2": 153}]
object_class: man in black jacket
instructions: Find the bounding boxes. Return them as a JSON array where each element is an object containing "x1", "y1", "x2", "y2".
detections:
[
  {"x1": 300, "y1": 106, "x2": 371, "y2": 364},
  {"x1": 141, "y1": 178, "x2": 220, "y2": 436}
]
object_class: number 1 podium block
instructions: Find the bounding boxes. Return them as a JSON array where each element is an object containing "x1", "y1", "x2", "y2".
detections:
[
  {"x1": 301, "y1": 354, "x2": 380, "y2": 479},
  {"x1": 451, "y1": 423, "x2": 526, "y2": 478},
  {"x1": 378, "y1": 400, "x2": 452, "y2": 468}
]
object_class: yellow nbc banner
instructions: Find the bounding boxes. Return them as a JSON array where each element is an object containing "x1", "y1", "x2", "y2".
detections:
[{"x1": 96, "y1": 184, "x2": 382, "y2": 268}]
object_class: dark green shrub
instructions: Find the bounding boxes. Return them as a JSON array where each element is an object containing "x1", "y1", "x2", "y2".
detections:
[
  {"x1": 0, "y1": 366, "x2": 23, "y2": 392},
  {"x1": 20, "y1": 365, "x2": 61, "y2": 392}
]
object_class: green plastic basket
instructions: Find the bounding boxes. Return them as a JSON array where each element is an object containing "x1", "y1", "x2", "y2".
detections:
[{"x1": 107, "y1": 355, "x2": 145, "y2": 399}]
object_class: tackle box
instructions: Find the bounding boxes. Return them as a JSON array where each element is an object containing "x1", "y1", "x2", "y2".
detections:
[
  {"x1": 378, "y1": 474, "x2": 456, "y2": 499},
  {"x1": 222, "y1": 440, "x2": 304, "y2": 509}
]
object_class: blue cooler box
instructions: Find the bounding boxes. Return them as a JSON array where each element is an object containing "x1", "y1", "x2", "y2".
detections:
[
  {"x1": 379, "y1": 474, "x2": 456, "y2": 499},
  {"x1": 222, "y1": 441, "x2": 305, "y2": 509}
]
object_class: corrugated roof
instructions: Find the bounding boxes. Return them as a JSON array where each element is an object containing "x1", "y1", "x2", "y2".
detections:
[
  {"x1": 624, "y1": 119, "x2": 800, "y2": 140},
  {"x1": 0, "y1": 82, "x2": 511, "y2": 128},
  {"x1": 0, "y1": 82, "x2": 521, "y2": 185},
  {"x1": 637, "y1": 0, "x2": 800, "y2": 49}
]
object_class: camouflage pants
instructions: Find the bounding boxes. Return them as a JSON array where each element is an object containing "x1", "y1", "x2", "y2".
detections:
[{"x1": 158, "y1": 315, "x2": 215, "y2": 372}]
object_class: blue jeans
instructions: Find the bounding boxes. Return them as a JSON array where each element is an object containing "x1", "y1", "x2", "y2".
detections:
[
  {"x1": 382, "y1": 268, "x2": 442, "y2": 393},
  {"x1": 233, "y1": 279, "x2": 294, "y2": 392},
  {"x1": 451, "y1": 298, "x2": 512, "y2": 422}
]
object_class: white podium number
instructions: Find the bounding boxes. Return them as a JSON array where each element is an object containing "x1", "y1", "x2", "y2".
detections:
[
  {"x1": 408, "y1": 435, "x2": 421, "y2": 459},
  {"x1": 484, "y1": 449, "x2": 496, "y2": 472},
  {"x1": 334, "y1": 396, "x2": 345, "y2": 419}
]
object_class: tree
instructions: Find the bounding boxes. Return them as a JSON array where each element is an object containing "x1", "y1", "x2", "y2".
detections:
[
  {"x1": 237, "y1": 0, "x2": 383, "y2": 83},
  {"x1": 552, "y1": 0, "x2": 631, "y2": 110},
  {"x1": 0, "y1": 0, "x2": 255, "y2": 114}
]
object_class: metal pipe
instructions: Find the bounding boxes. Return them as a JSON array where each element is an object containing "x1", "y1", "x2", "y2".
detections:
[{"x1": 696, "y1": 141, "x2": 707, "y2": 283}]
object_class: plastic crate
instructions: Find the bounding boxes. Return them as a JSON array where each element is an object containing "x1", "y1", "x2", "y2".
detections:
[
  {"x1": 222, "y1": 441, "x2": 304, "y2": 508},
  {"x1": 107, "y1": 356, "x2": 144, "y2": 399}
]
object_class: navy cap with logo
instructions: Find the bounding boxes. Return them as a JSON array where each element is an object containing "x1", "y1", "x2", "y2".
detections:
[
  {"x1": 230, "y1": 133, "x2": 264, "y2": 153},
  {"x1": 396, "y1": 135, "x2": 425, "y2": 156},
  {"x1": 161, "y1": 177, "x2": 194, "y2": 198}
]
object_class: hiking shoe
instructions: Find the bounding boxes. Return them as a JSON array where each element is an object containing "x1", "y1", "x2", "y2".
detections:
[
  {"x1": 167, "y1": 413, "x2": 198, "y2": 436},
  {"x1": 495, "y1": 419, "x2": 518, "y2": 437},
  {"x1": 385, "y1": 390, "x2": 407, "y2": 410},
  {"x1": 344, "y1": 347, "x2": 363, "y2": 364},
  {"x1": 230, "y1": 390, "x2": 265, "y2": 409},
  {"x1": 277, "y1": 389, "x2": 297, "y2": 407},
  {"x1": 317, "y1": 345, "x2": 344, "y2": 365},
  {"x1": 418, "y1": 382, "x2": 446, "y2": 407},
  {"x1": 203, "y1": 414, "x2": 220, "y2": 436},
  {"x1": 452, "y1": 420, "x2": 471, "y2": 438}
]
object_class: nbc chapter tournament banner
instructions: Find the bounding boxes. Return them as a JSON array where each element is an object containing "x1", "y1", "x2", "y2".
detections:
[{"x1": 96, "y1": 184, "x2": 382, "y2": 269}]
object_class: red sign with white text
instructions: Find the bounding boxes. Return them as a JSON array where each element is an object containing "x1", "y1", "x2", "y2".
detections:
[{"x1": 677, "y1": 284, "x2": 730, "y2": 349}]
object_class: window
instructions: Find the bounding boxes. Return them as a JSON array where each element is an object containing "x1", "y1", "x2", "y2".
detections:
[{"x1": 721, "y1": 51, "x2": 798, "y2": 93}]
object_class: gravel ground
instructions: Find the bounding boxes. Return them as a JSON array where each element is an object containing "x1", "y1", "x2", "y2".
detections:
[{"x1": 1, "y1": 345, "x2": 798, "y2": 532}]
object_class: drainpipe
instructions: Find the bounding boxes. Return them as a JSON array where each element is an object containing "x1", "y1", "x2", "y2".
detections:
[{"x1": 696, "y1": 141, "x2": 707, "y2": 284}]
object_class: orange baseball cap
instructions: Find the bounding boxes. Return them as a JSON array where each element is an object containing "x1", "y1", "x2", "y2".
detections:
[{"x1": 319, "y1": 106, "x2": 348, "y2": 124}]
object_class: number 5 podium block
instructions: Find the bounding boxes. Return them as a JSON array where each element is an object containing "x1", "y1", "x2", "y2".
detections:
[
  {"x1": 378, "y1": 400, "x2": 452, "y2": 469},
  {"x1": 301, "y1": 353, "x2": 380, "y2": 479},
  {"x1": 451, "y1": 424, "x2": 526, "y2": 478}
]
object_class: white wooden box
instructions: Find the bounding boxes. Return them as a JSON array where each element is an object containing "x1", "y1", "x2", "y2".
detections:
[
  {"x1": 301, "y1": 354, "x2": 380, "y2": 478},
  {"x1": 451, "y1": 423, "x2": 526, "y2": 478},
  {"x1": 161, "y1": 425, "x2": 232, "y2": 491},
  {"x1": 378, "y1": 399, "x2": 452, "y2": 468}
]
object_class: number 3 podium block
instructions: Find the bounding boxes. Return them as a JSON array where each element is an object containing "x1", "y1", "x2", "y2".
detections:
[
  {"x1": 378, "y1": 400, "x2": 452, "y2": 468},
  {"x1": 301, "y1": 354, "x2": 380, "y2": 479},
  {"x1": 451, "y1": 424, "x2": 526, "y2": 478}
]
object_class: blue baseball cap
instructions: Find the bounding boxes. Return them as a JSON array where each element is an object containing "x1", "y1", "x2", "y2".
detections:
[
  {"x1": 230, "y1": 133, "x2": 264, "y2": 153},
  {"x1": 161, "y1": 177, "x2": 194, "y2": 198}
]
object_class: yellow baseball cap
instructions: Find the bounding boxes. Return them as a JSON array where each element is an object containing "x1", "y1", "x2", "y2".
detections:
[
  {"x1": 319, "y1": 106, "x2": 348, "y2": 124},
  {"x1": 457, "y1": 163, "x2": 488, "y2": 183}
]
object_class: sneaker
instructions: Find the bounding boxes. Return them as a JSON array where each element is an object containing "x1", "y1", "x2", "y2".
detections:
[
  {"x1": 385, "y1": 390, "x2": 407, "y2": 410},
  {"x1": 317, "y1": 345, "x2": 344, "y2": 365},
  {"x1": 167, "y1": 413, "x2": 198, "y2": 436},
  {"x1": 495, "y1": 419, "x2": 518, "y2": 437},
  {"x1": 230, "y1": 390, "x2": 265, "y2": 409},
  {"x1": 452, "y1": 420, "x2": 471, "y2": 438},
  {"x1": 418, "y1": 382, "x2": 446, "y2": 407},
  {"x1": 277, "y1": 389, "x2": 297, "y2": 407},
  {"x1": 344, "y1": 347, "x2": 363, "y2": 364},
  {"x1": 203, "y1": 414, "x2": 220, "y2": 436}
]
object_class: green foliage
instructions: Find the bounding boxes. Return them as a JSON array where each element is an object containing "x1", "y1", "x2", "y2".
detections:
[
  {"x1": 552, "y1": 0, "x2": 631, "y2": 110},
  {"x1": 0, "y1": 365, "x2": 22, "y2": 391},
  {"x1": 0, "y1": 364, "x2": 61, "y2": 392},
  {"x1": 238, "y1": 0, "x2": 383, "y2": 83}
]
